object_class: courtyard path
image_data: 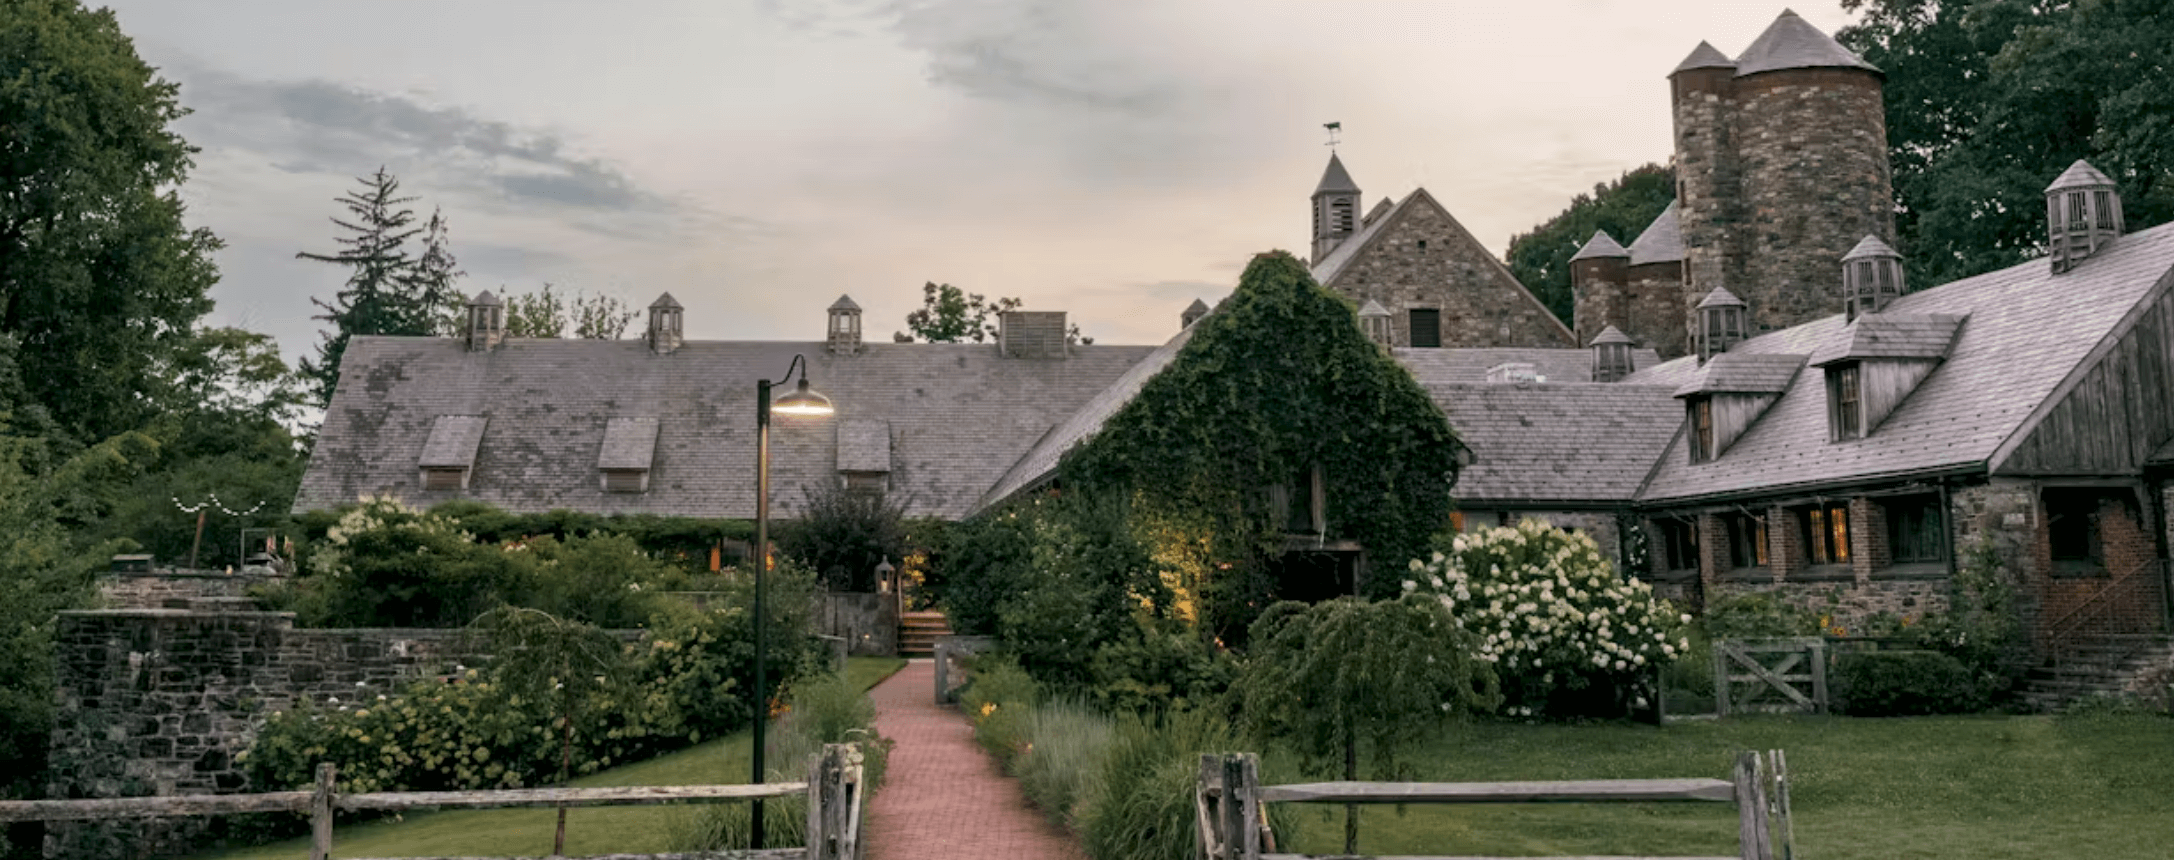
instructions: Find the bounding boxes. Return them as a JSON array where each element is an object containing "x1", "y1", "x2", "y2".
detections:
[{"x1": 864, "y1": 659, "x2": 1090, "y2": 860}]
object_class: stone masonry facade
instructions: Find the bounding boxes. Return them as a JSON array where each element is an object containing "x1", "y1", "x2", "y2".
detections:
[
  {"x1": 1323, "y1": 194, "x2": 1574, "y2": 349},
  {"x1": 45, "y1": 611, "x2": 477, "y2": 859},
  {"x1": 99, "y1": 571, "x2": 288, "y2": 611}
]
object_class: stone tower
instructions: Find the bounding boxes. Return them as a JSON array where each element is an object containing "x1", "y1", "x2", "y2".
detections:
[
  {"x1": 1312, "y1": 153, "x2": 1362, "y2": 263},
  {"x1": 1669, "y1": 10, "x2": 1895, "y2": 343}
]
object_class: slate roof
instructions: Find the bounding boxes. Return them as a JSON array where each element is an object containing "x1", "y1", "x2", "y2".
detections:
[
  {"x1": 1698, "y1": 286, "x2": 1748, "y2": 309},
  {"x1": 1672, "y1": 353, "x2": 1807, "y2": 396},
  {"x1": 1638, "y1": 218, "x2": 2174, "y2": 502},
  {"x1": 1315, "y1": 153, "x2": 1359, "y2": 195},
  {"x1": 1423, "y1": 383, "x2": 1682, "y2": 503},
  {"x1": 295, "y1": 338, "x2": 1156, "y2": 520},
  {"x1": 1732, "y1": 9, "x2": 1880, "y2": 77},
  {"x1": 1572, "y1": 231, "x2": 1629, "y2": 261},
  {"x1": 419, "y1": 416, "x2": 487, "y2": 469},
  {"x1": 649, "y1": 292, "x2": 681, "y2": 309},
  {"x1": 1592, "y1": 325, "x2": 1635, "y2": 346},
  {"x1": 1396, "y1": 347, "x2": 1662, "y2": 385},
  {"x1": 1673, "y1": 40, "x2": 1735, "y2": 72},
  {"x1": 1806, "y1": 314, "x2": 1965, "y2": 366},
  {"x1": 829, "y1": 294, "x2": 861, "y2": 312},
  {"x1": 1843, "y1": 235, "x2": 1899, "y2": 262},
  {"x1": 1628, "y1": 201, "x2": 1683, "y2": 265},
  {"x1": 976, "y1": 321, "x2": 1203, "y2": 510},
  {"x1": 1308, "y1": 192, "x2": 1409, "y2": 285},
  {"x1": 2047, "y1": 159, "x2": 2116, "y2": 191}
]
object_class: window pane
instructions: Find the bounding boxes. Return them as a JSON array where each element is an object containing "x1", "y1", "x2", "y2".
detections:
[
  {"x1": 1830, "y1": 506, "x2": 1850, "y2": 563},
  {"x1": 1409, "y1": 309, "x2": 1441, "y2": 348},
  {"x1": 1807, "y1": 509, "x2": 1828, "y2": 564}
]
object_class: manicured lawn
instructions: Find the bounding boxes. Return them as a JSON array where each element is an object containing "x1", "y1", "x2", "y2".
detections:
[
  {"x1": 189, "y1": 657, "x2": 907, "y2": 860},
  {"x1": 1276, "y1": 713, "x2": 2174, "y2": 860}
]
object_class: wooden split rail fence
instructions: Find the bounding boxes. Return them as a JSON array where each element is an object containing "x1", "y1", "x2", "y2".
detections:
[
  {"x1": 0, "y1": 744, "x2": 869, "y2": 860},
  {"x1": 1197, "y1": 749, "x2": 1796, "y2": 860}
]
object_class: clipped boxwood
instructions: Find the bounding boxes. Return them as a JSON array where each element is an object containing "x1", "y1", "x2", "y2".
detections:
[{"x1": 1831, "y1": 650, "x2": 1989, "y2": 716}]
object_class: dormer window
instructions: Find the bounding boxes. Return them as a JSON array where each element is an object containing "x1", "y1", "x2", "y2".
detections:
[
  {"x1": 1688, "y1": 397, "x2": 1715, "y2": 463},
  {"x1": 1841, "y1": 235, "x2": 1905, "y2": 322},
  {"x1": 598, "y1": 417, "x2": 659, "y2": 494},
  {"x1": 419, "y1": 416, "x2": 487, "y2": 492},
  {"x1": 1827, "y1": 363, "x2": 1863, "y2": 441}
]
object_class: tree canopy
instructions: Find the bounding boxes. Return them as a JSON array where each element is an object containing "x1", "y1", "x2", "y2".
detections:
[
  {"x1": 1504, "y1": 165, "x2": 1676, "y2": 327},
  {"x1": 298, "y1": 171, "x2": 466, "y2": 404},
  {"x1": 1838, "y1": 0, "x2": 2174, "y2": 288},
  {"x1": 894, "y1": 281, "x2": 1089, "y2": 344},
  {"x1": 0, "y1": 0, "x2": 222, "y2": 443},
  {"x1": 1057, "y1": 250, "x2": 1463, "y2": 637}
]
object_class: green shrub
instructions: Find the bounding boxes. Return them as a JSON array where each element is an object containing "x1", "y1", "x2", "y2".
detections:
[
  {"x1": 1012, "y1": 698, "x2": 1116, "y2": 829},
  {"x1": 776, "y1": 481, "x2": 908, "y2": 592},
  {"x1": 961, "y1": 654, "x2": 1040, "y2": 765},
  {"x1": 303, "y1": 497, "x2": 527, "y2": 628},
  {"x1": 1701, "y1": 591, "x2": 1823, "y2": 639},
  {"x1": 1831, "y1": 650, "x2": 1989, "y2": 716},
  {"x1": 1076, "y1": 708, "x2": 1237, "y2": 860},
  {"x1": 514, "y1": 533, "x2": 667, "y2": 629},
  {"x1": 673, "y1": 671, "x2": 888, "y2": 852},
  {"x1": 1086, "y1": 619, "x2": 1236, "y2": 714}
]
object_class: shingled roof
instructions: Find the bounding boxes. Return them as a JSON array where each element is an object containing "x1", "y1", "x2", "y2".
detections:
[
  {"x1": 1673, "y1": 353, "x2": 1807, "y2": 396},
  {"x1": 295, "y1": 338, "x2": 1156, "y2": 520},
  {"x1": 1639, "y1": 218, "x2": 2174, "y2": 502},
  {"x1": 1628, "y1": 201, "x2": 1684, "y2": 265},
  {"x1": 1807, "y1": 314, "x2": 1965, "y2": 366},
  {"x1": 1732, "y1": 9, "x2": 1881, "y2": 77}
]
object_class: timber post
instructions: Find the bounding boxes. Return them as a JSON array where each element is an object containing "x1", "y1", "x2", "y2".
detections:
[
  {"x1": 1732, "y1": 751, "x2": 1774, "y2": 860},
  {"x1": 811, "y1": 743, "x2": 864, "y2": 860},
  {"x1": 1195, "y1": 753, "x2": 1262, "y2": 860},
  {"x1": 309, "y1": 762, "x2": 335, "y2": 860}
]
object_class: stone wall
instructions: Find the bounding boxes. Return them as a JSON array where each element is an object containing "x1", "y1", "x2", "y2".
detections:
[
  {"x1": 1323, "y1": 192, "x2": 1574, "y2": 349},
  {"x1": 1709, "y1": 575, "x2": 1952, "y2": 633},
  {"x1": 99, "y1": 571, "x2": 286, "y2": 611},
  {"x1": 45, "y1": 611, "x2": 479, "y2": 859}
]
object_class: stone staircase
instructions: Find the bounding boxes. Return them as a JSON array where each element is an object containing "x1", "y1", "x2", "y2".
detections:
[
  {"x1": 2021, "y1": 634, "x2": 2174, "y2": 712},
  {"x1": 899, "y1": 610, "x2": 953, "y2": 658}
]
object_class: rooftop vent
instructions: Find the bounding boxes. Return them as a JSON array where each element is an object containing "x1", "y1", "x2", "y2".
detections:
[
  {"x1": 1696, "y1": 287, "x2": 1749, "y2": 362},
  {"x1": 2047, "y1": 159, "x2": 2124, "y2": 274},
  {"x1": 466, "y1": 291, "x2": 504, "y2": 352},
  {"x1": 1181, "y1": 298, "x2": 1210, "y2": 330},
  {"x1": 999, "y1": 311, "x2": 1068, "y2": 360},
  {"x1": 647, "y1": 292, "x2": 683, "y2": 355},
  {"x1": 1357, "y1": 299, "x2": 1392, "y2": 347},
  {"x1": 1486, "y1": 362, "x2": 1543, "y2": 385},
  {"x1": 1590, "y1": 325, "x2": 1636, "y2": 383},
  {"x1": 1842, "y1": 235, "x2": 1904, "y2": 321}
]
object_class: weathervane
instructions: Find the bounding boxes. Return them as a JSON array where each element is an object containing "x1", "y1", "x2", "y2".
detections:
[{"x1": 1323, "y1": 121, "x2": 1342, "y2": 149}]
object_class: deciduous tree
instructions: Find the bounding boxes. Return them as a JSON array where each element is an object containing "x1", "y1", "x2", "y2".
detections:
[{"x1": 1504, "y1": 165, "x2": 1675, "y2": 327}]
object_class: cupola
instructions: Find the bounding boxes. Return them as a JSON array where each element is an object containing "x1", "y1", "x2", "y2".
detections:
[
  {"x1": 466, "y1": 290, "x2": 504, "y2": 352},
  {"x1": 1182, "y1": 298, "x2": 1210, "y2": 330},
  {"x1": 1841, "y1": 235, "x2": 1904, "y2": 321},
  {"x1": 1590, "y1": 325, "x2": 1636, "y2": 383},
  {"x1": 1357, "y1": 299, "x2": 1392, "y2": 347},
  {"x1": 1311, "y1": 153, "x2": 1362, "y2": 263},
  {"x1": 1696, "y1": 287, "x2": 1749, "y2": 361},
  {"x1": 646, "y1": 292, "x2": 683, "y2": 355},
  {"x1": 827, "y1": 294, "x2": 863, "y2": 355},
  {"x1": 2046, "y1": 159, "x2": 2124, "y2": 274}
]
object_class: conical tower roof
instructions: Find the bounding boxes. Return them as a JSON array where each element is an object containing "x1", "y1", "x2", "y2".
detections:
[
  {"x1": 829, "y1": 294, "x2": 861, "y2": 312},
  {"x1": 1591, "y1": 324, "x2": 1635, "y2": 346},
  {"x1": 649, "y1": 292, "x2": 682, "y2": 309},
  {"x1": 1673, "y1": 40, "x2": 1735, "y2": 73},
  {"x1": 1842, "y1": 235, "x2": 1900, "y2": 261},
  {"x1": 1628, "y1": 201, "x2": 1684, "y2": 265},
  {"x1": 1314, "y1": 152, "x2": 1359, "y2": 196},
  {"x1": 1571, "y1": 230, "x2": 1630, "y2": 261},
  {"x1": 1184, "y1": 298, "x2": 1211, "y2": 315},
  {"x1": 1733, "y1": 9, "x2": 1880, "y2": 77},
  {"x1": 2045, "y1": 159, "x2": 2116, "y2": 192},
  {"x1": 1696, "y1": 286, "x2": 1748, "y2": 309}
]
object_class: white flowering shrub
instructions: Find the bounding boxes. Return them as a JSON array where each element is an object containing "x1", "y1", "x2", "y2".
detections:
[{"x1": 1404, "y1": 518, "x2": 1691, "y2": 717}]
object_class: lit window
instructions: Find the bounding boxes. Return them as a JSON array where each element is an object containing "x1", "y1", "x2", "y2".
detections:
[
  {"x1": 1729, "y1": 513, "x2": 1767, "y2": 570},
  {"x1": 1802, "y1": 503, "x2": 1850, "y2": 566}
]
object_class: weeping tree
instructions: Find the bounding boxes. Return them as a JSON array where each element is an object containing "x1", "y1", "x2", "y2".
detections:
[
  {"x1": 1232, "y1": 596, "x2": 1499, "y2": 854},
  {"x1": 1057, "y1": 250, "x2": 1464, "y2": 641},
  {"x1": 465, "y1": 607, "x2": 627, "y2": 857}
]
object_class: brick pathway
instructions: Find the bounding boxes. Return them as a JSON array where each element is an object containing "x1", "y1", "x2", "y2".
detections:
[{"x1": 866, "y1": 659, "x2": 1090, "y2": 860}]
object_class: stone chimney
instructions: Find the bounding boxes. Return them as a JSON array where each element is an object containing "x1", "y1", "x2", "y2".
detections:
[
  {"x1": 1591, "y1": 325, "x2": 1636, "y2": 383},
  {"x1": 2047, "y1": 159, "x2": 2124, "y2": 274},
  {"x1": 999, "y1": 311, "x2": 1068, "y2": 359},
  {"x1": 1841, "y1": 235, "x2": 1904, "y2": 321},
  {"x1": 1182, "y1": 298, "x2": 1210, "y2": 330},
  {"x1": 466, "y1": 290, "x2": 504, "y2": 352},
  {"x1": 646, "y1": 292, "x2": 683, "y2": 355},
  {"x1": 828, "y1": 295, "x2": 863, "y2": 355}
]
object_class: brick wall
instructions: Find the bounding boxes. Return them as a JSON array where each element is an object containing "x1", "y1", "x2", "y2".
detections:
[
  {"x1": 2033, "y1": 490, "x2": 2166, "y2": 649},
  {"x1": 1850, "y1": 496, "x2": 1889, "y2": 582},
  {"x1": 1765, "y1": 505, "x2": 1802, "y2": 582},
  {"x1": 1697, "y1": 512, "x2": 1730, "y2": 608}
]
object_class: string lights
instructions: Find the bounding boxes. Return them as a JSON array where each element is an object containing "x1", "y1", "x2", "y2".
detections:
[{"x1": 172, "y1": 494, "x2": 265, "y2": 517}]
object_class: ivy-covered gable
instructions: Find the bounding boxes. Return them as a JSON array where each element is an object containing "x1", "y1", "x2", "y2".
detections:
[{"x1": 1058, "y1": 251, "x2": 1464, "y2": 589}]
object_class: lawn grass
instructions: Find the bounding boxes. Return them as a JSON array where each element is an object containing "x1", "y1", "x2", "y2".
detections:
[
  {"x1": 1275, "y1": 713, "x2": 2174, "y2": 860},
  {"x1": 188, "y1": 656, "x2": 907, "y2": 860}
]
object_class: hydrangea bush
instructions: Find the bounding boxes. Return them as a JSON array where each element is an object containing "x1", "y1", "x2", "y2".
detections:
[{"x1": 1404, "y1": 518, "x2": 1689, "y2": 717}]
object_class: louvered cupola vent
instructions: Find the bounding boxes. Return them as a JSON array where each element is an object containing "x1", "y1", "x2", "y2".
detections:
[
  {"x1": 2046, "y1": 159, "x2": 2124, "y2": 274},
  {"x1": 467, "y1": 291, "x2": 504, "y2": 352},
  {"x1": 647, "y1": 293, "x2": 683, "y2": 355},
  {"x1": 1696, "y1": 287, "x2": 1749, "y2": 362},
  {"x1": 1842, "y1": 235, "x2": 1904, "y2": 321}
]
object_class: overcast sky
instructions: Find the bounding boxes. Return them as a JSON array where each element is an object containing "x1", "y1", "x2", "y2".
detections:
[{"x1": 103, "y1": 0, "x2": 1857, "y2": 358}]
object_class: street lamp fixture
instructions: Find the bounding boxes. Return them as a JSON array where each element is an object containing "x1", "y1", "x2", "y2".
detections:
[{"x1": 751, "y1": 354, "x2": 833, "y2": 849}]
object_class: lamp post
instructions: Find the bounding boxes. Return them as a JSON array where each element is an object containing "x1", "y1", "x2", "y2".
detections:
[{"x1": 751, "y1": 354, "x2": 833, "y2": 849}]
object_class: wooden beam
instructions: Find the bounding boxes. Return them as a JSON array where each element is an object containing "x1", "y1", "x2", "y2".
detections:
[
  {"x1": 346, "y1": 852, "x2": 805, "y2": 860},
  {"x1": 1259, "y1": 855, "x2": 1739, "y2": 860},
  {"x1": 0, "y1": 792, "x2": 313, "y2": 822},
  {"x1": 335, "y1": 783, "x2": 806, "y2": 813},
  {"x1": 1255, "y1": 779, "x2": 1735, "y2": 805}
]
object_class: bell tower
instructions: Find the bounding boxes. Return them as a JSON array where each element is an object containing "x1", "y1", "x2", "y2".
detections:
[{"x1": 1311, "y1": 153, "x2": 1361, "y2": 262}]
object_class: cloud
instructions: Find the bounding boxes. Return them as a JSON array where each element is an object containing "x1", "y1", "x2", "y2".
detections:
[{"x1": 170, "y1": 62, "x2": 680, "y2": 226}]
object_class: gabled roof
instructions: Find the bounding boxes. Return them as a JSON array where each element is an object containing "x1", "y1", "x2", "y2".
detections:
[
  {"x1": 1807, "y1": 314, "x2": 1965, "y2": 366},
  {"x1": 1423, "y1": 383, "x2": 1683, "y2": 504},
  {"x1": 296, "y1": 338, "x2": 1156, "y2": 520},
  {"x1": 1732, "y1": 9, "x2": 1881, "y2": 77},
  {"x1": 1697, "y1": 286, "x2": 1748, "y2": 309},
  {"x1": 1308, "y1": 188, "x2": 1576, "y2": 345},
  {"x1": 1362, "y1": 197, "x2": 1394, "y2": 227},
  {"x1": 1572, "y1": 231, "x2": 1629, "y2": 261},
  {"x1": 1674, "y1": 40, "x2": 1736, "y2": 72},
  {"x1": 1673, "y1": 353, "x2": 1807, "y2": 396},
  {"x1": 1638, "y1": 219, "x2": 2174, "y2": 503},
  {"x1": 1628, "y1": 201, "x2": 1684, "y2": 265},
  {"x1": 1314, "y1": 153, "x2": 1359, "y2": 195},
  {"x1": 1591, "y1": 325, "x2": 1635, "y2": 346},
  {"x1": 1357, "y1": 299, "x2": 1391, "y2": 318}
]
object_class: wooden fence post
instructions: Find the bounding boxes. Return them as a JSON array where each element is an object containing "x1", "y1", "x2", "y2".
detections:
[
  {"x1": 1714, "y1": 642, "x2": 1733, "y2": 716},
  {"x1": 1809, "y1": 640, "x2": 1830, "y2": 715},
  {"x1": 1768, "y1": 749, "x2": 1796, "y2": 860},
  {"x1": 309, "y1": 763, "x2": 335, "y2": 860},
  {"x1": 810, "y1": 743, "x2": 863, "y2": 860},
  {"x1": 804, "y1": 751, "x2": 824, "y2": 860},
  {"x1": 1732, "y1": 751, "x2": 1773, "y2": 860},
  {"x1": 1195, "y1": 754, "x2": 1222, "y2": 860}
]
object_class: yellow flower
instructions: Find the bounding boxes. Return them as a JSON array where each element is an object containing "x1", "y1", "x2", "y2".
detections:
[{"x1": 979, "y1": 702, "x2": 997, "y2": 718}]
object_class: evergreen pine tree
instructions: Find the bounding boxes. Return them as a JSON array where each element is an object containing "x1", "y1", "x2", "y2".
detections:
[
  {"x1": 297, "y1": 167, "x2": 426, "y2": 405},
  {"x1": 407, "y1": 206, "x2": 467, "y2": 337}
]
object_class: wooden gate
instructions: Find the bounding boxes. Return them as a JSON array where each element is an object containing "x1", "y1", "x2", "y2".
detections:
[{"x1": 1714, "y1": 638, "x2": 1829, "y2": 716}]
